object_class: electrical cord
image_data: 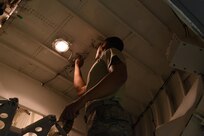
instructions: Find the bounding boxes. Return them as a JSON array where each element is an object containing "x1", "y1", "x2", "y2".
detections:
[
  {"x1": 132, "y1": 70, "x2": 176, "y2": 128},
  {"x1": 41, "y1": 52, "x2": 73, "y2": 86}
]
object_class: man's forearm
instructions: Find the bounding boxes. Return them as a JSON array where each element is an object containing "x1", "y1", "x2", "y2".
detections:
[{"x1": 74, "y1": 65, "x2": 86, "y2": 95}]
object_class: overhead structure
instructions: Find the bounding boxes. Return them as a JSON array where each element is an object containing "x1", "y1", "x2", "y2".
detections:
[
  {"x1": 0, "y1": 0, "x2": 23, "y2": 28},
  {"x1": 167, "y1": 0, "x2": 204, "y2": 38}
]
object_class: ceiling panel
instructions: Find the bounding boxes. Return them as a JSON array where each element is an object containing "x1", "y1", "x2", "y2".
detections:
[
  {"x1": 0, "y1": 42, "x2": 69, "y2": 84},
  {"x1": 62, "y1": 15, "x2": 102, "y2": 53},
  {"x1": 99, "y1": 0, "x2": 171, "y2": 52},
  {"x1": 0, "y1": 43, "x2": 29, "y2": 71},
  {"x1": 21, "y1": 64, "x2": 55, "y2": 82},
  {"x1": 124, "y1": 34, "x2": 171, "y2": 77},
  {"x1": 59, "y1": 0, "x2": 131, "y2": 39},
  {"x1": 136, "y1": 0, "x2": 185, "y2": 37},
  {"x1": 46, "y1": 76, "x2": 73, "y2": 92},
  {"x1": 125, "y1": 57, "x2": 163, "y2": 103},
  {"x1": 35, "y1": 48, "x2": 69, "y2": 72},
  {"x1": 12, "y1": 0, "x2": 73, "y2": 43},
  {"x1": 0, "y1": 26, "x2": 69, "y2": 74},
  {"x1": 0, "y1": 27, "x2": 41, "y2": 56},
  {"x1": 58, "y1": 0, "x2": 88, "y2": 11}
]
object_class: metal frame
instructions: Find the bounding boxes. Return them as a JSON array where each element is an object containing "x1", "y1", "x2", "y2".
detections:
[{"x1": 0, "y1": 98, "x2": 66, "y2": 136}]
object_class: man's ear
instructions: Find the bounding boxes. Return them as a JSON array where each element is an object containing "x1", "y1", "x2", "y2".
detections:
[{"x1": 102, "y1": 42, "x2": 110, "y2": 50}]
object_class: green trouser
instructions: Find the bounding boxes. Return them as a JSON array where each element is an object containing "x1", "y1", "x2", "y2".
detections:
[{"x1": 85, "y1": 100, "x2": 134, "y2": 136}]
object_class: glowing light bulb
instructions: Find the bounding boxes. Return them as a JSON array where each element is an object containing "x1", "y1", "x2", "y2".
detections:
[{"x1": 53, "y1": 39, "x2": 69, "y2": 53}]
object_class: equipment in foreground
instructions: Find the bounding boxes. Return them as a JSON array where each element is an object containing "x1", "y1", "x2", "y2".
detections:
[{"x1": 0, "y1": 98, "x2": 72, "y2": 136}]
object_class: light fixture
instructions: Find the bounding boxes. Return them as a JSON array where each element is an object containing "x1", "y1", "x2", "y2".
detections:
[{"x1": 52, "y1": 38, "x2": 70, "y2": 53}]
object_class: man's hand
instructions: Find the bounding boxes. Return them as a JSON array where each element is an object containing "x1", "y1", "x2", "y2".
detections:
[
  {"x1": 75, "y1": 56, "x2": 84, "y2": 68},
  {"x1": 57, "y1": 102, "x2": 78, "y2": 134},
  {"x1": 57, "y1": 97, "x2": 85, "y2": 134},
  {"x1": 59, "y1": 101, "x2": 80, "y2": 122}
]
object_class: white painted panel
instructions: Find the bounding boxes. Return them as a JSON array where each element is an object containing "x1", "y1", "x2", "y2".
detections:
[
  {"x1": 99, "y1": 0, "x2": 171, "y2": 52},
  {"x1": 123, "y1": 56, "x2": 163, "y2": 116},
  {"x1": 0, "y1": 43, "x2": 28, "y2": 71},
  {"x1": 0, "y1": 28, "x2": 41, "y2": 56},
  {"x1": 137, "y1": 0, "x2": 185, "y2": 37},
  {"x1": 46, "y1": 76, "x2": 72, "y2": 92},
  {"x1": 0, "y1": 42, "x2": 72, "y2": 92},
  {"x1": 35, "y1": 48, "x2": 69, "y2": 72},
  {"x1": 22, "y1": 64, "x2": 54, "y2": 82},
  {"x1": 152, "y1": 103, "x2": 161, "y2": 126},
  {"x1": 0, "y1": 24, "x2": 68, "y2": 64},
  {"x1": 63, "y1": 15, "x2": 102, "y2": 52},
  {"x1": 13, "y1": 0, "x2": 72, "y2": 42},
  {"x1": 126, "y1": 56, "x2": 163, "y2": 94},
  {"x1": 80, "y1": 0, "x2": 131, "y2": 38},
  {"x1": 0, "y1": 29, "x2": 69, "y2": 75},
  {"x1": 170, "y1": 42, "x2": 204, "y2": 74},
  {"x1": 0, "y1": 43, "x2": 54, "y2": 82},
  {"x1": 125, "y1": 74, "x2": 151, "y2": 103},
  {"x1": 155, "y1": 90, "x2": 172, "y2": 124},
  {"x1": 59, "y1": 0, "x2": 130, "y2": 39},
  {"x1": 166, "y1": 72, "x2": 185, "y2": 112},
  {"x1": 0, "y1": 25, "x2": 70, "y2": 77},
  {"x1": 124, "y1": 34, "x2": 171, "y2": 77},
  {"x1": 58, "y1": 0, "x2": 88, "y2": 11},
  {"x1": 143, "y1": 110, "x2": 155, "y2": 136}
]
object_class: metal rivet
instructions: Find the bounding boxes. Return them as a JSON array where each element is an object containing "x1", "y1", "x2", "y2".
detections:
[
  {"x1": 35, "y1": 127, "x2": 43, "y2": 132},
  {"x1": 0, "y1": 113, "x2": 8, "y2": 119}
]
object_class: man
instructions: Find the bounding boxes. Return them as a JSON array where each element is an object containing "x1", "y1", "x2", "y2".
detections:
[{"x1": 59, "y1": 37, "x2": 133, "y2": 136}]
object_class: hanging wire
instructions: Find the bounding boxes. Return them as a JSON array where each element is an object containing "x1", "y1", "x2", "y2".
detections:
[
  {"x1": 41, "y1": 52, "x2": 73, "y2": 86},
  {"x1": 132, "y1": 70, "x2": 176, "y2": 128},
  {"x1": 150, "y1": 107, "x2": 157, "y2": 136},
  {"x1": 41, "y1": 51, "x2": 88, "y2": 86}
]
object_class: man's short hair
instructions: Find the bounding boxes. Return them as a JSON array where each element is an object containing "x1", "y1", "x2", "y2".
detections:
[{"x1": 104, "y1": 37, "x2": 124, "y2": 51}]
